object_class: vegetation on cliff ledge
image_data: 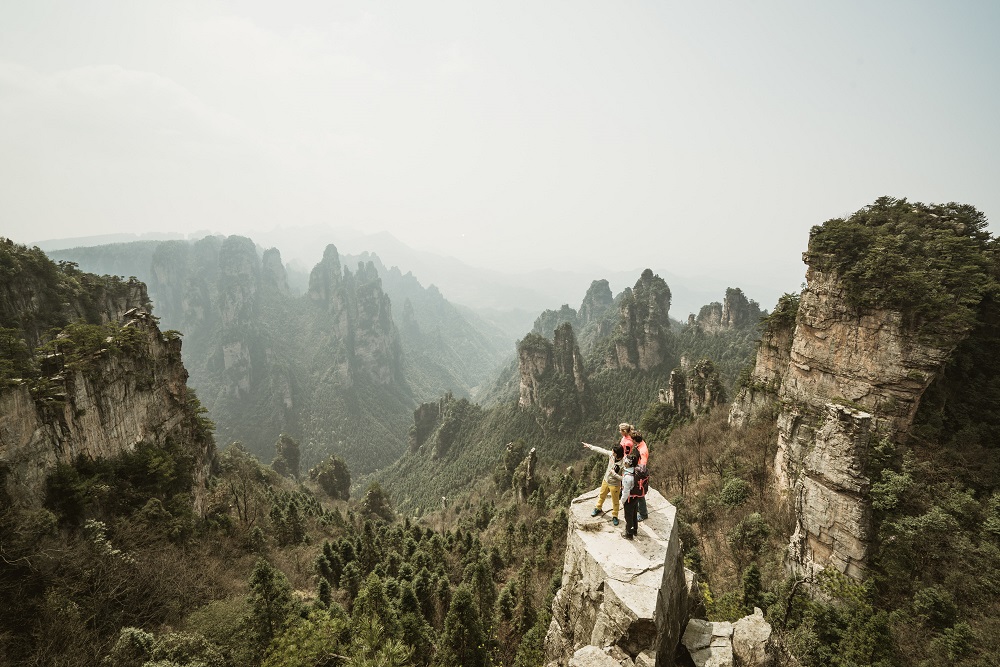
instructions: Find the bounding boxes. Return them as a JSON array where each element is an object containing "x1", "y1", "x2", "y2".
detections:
[{"x1": 808, "y1": 196, "x2": 998, "y2": 338}]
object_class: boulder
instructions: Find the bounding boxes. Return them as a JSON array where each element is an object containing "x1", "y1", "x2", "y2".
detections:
[
  {"x1": 568, "y1": 645, "x2": 628, "y2": 666},
  {"x1": 732, "y1": 608, "x2": 775, "y2": 667},
  {"x1": 681, "y1": 619, "x2": 733, "y2": 667}
]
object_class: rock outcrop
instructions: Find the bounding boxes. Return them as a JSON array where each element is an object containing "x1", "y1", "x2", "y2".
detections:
[
  {"x1": 694, "y1": 288, "x2": 761, "y2": 333},
  {"x1": 0, "y1": 241, "x2": 213, "y2": 512},
  {"x1": 679, "y1": 609, "x2": 777, "y2": 667},
  {"x1": 513, "y1": 447, "x2": 538, "y2": 502},
  {"x1": 0, "y1": 239, "x2": 151, "y2": 350},
  {"x1": 606, "y1": 270, "x2": 673, "y2": 371},
  {"x1": 534, "y1": 304, "x2": 579, "y2": 340},
  {"x1": 729, "y1": 251, "x2": 968, "y2": 578},
  {"x1": 344, "y1": 260, "x2": 403, "y2": 386},
  {"x1": 309, "y1": 247, "x2": 403, "y2": 386},
  {"x1": 579, "y1": 280, "x2": 614, "y2": 328},
  {"x1": 532, "y1": 279, "x2": 616, "y2": 356},
  {"x1": 658, "y1": 358, "x2": 726, "y2": 419},
  {"x1": 544, "y1": 488, "x2": 688, "y2": 666},
  {"x1": 517, "y1": 324, "x2": 588, "y2": 422},
  {"x1": 731, "y1": 608, "x2": 776, "y2": 667},
  {"x1": 0, "y1": 309, "x2": 215, "y2": 513},
  {"x1": 261, "y1": 247, "x2": 290, "y2": 296},
  {"x1": 681, "y1": 619, "x2": 733, "y2": 667},
  {"x1": 409, "y1": 393, "x2": 451, "y2": 453}
]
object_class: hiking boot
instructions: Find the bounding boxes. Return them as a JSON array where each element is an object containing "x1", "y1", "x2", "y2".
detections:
[
  {"x1": 637, "y1": 515, "x2": 646, "y2": 522},
  {"x1": 612, "y1": 517, "x2": 619, "y2": 526},
  {"x1": 591, "y1": 508, "x2": 601, "y2": 517},
  {"x1": 622, "y1": 532, "x2": 634, "y2": 540}
]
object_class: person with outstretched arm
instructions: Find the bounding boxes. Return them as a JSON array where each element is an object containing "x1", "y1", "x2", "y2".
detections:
[{"x1": 581, "y1": 441, "x2": 625, "y2": 526}]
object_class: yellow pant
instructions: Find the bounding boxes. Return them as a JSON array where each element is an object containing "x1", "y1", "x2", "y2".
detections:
[{"x1": 595, "y1": 480, "x2": 621, "y2": 518}]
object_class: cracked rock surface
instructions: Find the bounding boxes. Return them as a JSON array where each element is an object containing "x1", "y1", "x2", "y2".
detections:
[{"x1": 544, "y1": 488, "x2": 687, "y2": 666}]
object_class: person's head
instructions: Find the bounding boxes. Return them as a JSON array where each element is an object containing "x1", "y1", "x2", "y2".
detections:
[
  {"x1": 612, "y1": 444, "x2": 624, "y2": 460},
  {"x1": 618, "y1": 422, "x2": 632, "y2": 436},
  {"x1": 632, "y1": 431, "x2": 644, "y2": 444},
  {"x1": 626, "y1": 453, "x2": 639, "y2": 468}
]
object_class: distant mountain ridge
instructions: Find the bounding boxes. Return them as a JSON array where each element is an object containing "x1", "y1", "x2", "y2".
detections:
[
  {"x1": 380, "y1": 267, "x2": 763, "y2": 512},
  {"x1": 36, "y1": 229, "x2": 778, "y2": 334},
  {"x1": 45, "y1": 237, "x2": 513, "y2": 475}
]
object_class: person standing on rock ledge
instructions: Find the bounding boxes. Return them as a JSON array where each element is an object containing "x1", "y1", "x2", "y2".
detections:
[
  {"x1": 618, "y1": 422, "x2": 635, "y2": 457},
  {"x1": 631, "y1": 431, "x2": 650, "y2": 522},
  {"x1": 619, "y1": 453, "x2": 642, "y2": 540},
  {"x1": 581, "y1": 441, "x2": 625, "y2": 526}
]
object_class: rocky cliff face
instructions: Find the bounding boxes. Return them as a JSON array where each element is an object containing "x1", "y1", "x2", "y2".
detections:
[
  {"x1": 149, "y1": 237, "x2": 223, "y2": 339},
  {"x1": 261, "y1": 247, "x2": 290, "y2": 296},
  {"x1": 694, "y1": 288, "x2": 761, "y2": 334},
  {"x1": 658, "y1": 358, "x2": 726, "y2": 419},
  {"x1": 729, "y1": 256, "x2": 966, "y2": 578},
  {"x1": 606, "y1": 270, "x2": 673, "y2": 371},
  {"x1": 345, "y1": 261, "x2": 403, "y2": 386},
  {"x1": 0, "y1": 308, "x2": 214, "y2": 513},
  {"x1": 308, "y1": 247, "x2": 402, "y2": 386},
  {"x1": 308, "y1": 244, "x2": 351, "y2": 334},
  {"x1": 728, "y1": 296, "x2": 797, "y2": 428},
  {"x1": 554, "y1": 322, "x2": 588, "y2": 396},
  {"x1": 544, "y1": 489, "x2": 778, "y2": 666},
  {"x1": 544, "y1": 488, "x2": 689, "y2": 666},
  {"x1": 579, "y1": 279, "x2": 614, "y2": 328},
  {"x1": 218, "y1": 236, "x2": 262, "y2": 398},
  {"x1": 532, "y1": 280, "x2": 616, "y2": 358},
  {"x1": 517, "y1": 323, "x2": 588, "y2": 422}
]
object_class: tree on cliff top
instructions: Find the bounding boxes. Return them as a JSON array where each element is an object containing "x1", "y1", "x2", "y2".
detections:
[
  {"x1": 271, "y1": 434, "x2": 301, "y2": 480},
  {"x1": 309, "y1": 454, "x2": 351, "y2": 501},
  {"x1": 808, "y1": 196, "x2": 998, "y2": 338}
]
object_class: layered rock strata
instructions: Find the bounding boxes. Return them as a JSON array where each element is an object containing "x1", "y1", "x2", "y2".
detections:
[
  {"x1": 730, "y1": 256, "x2": 964, "y2": 578},
  {"x1": 517, "y1": 324, "x2": 588, "y2": 420},
  {"x1": 607, "y1": 270, "x2": 673, "y2": 371},
  {"x1": 658, "y1": 359, "x2": 726, "y2": 419},
  {"x1": 693, "y1": 288, "x2": 761, "y2": 333},
  {"x1": 0, "y1": 310, "x2": 214, "y2": 513},
  {"x1": 544, "y1": 488, "x2": 687, "y2": 666}
]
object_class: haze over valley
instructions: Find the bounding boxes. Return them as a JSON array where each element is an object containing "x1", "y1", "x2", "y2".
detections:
[{"x1": 3, "y1": 3, "x2": 1000, "y2": 667}]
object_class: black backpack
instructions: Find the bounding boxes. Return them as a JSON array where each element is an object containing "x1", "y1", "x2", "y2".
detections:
[{"x1": 630, "y1": 465, "x2": 648, "y2": 498}]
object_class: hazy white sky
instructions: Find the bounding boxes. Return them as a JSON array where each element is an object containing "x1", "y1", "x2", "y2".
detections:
[{"x1": 2, "y1": 1, "x2": 998, "y2": 301}]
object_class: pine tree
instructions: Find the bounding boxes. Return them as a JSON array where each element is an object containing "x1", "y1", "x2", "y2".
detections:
[
  {"x1": 342, "y1": 561, "x2": 363, "y2": 609},
  {"x1": 246, "y1": 558, "x2": 294, "y2": 654},
  {"x1": 348, "y1": 616, "x2": 413, "y2": 667},
  {"x1": 462, "y1": 558, "x2": 497, "y2": 626},
  {"x1": 440, "y1": 585, "x2": 489, "y2": 667},
  {"x1": 361, "y1": 482, "x2": 395, "y2": 522},
  {"x1": 353, "y1": 573, "x2": 400, "y2": 638},
  {"x1": 741, "y1": 563, "x2": 762, "y2": 613},
  {"x1": 318, "y1": 579, "x2": 332, "y2": 609},
  {"x1": 513, "y1": 561, "x2": 536, "y2": 636}
]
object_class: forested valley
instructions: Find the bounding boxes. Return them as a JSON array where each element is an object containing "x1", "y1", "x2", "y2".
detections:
[{"x1": 2, "y1": 197, "x2": 1000, "y2": 666}]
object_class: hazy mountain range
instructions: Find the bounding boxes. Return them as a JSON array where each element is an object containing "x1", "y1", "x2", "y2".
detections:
[{"x1": 34, "y1": 227, "x2": 784, "y2": 333}]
